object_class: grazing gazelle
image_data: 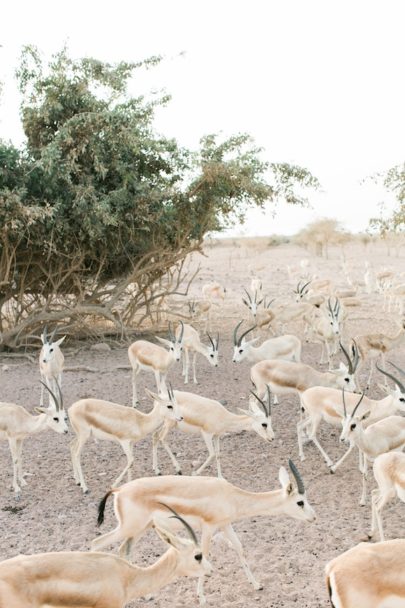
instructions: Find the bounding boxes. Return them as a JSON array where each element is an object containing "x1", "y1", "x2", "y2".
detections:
[
  {"x1": 325, "y1": 539, "x2": 405, "y2": 608},
  {"x1": 92, "y1": 460, "x2": 316, "y2": 605},
  {"x1": 68, "y1": 386, "x2": 183, "y2": 493},
  {"x1": 128, "y1": 321, "x2": 184, "y2": 407},
  {"x1": 232, "y1": 321, "x2": 301, "y2": 364},
  {"x1": 369, "y1": 451, "x2": 405, "y2": 541},
  {"x1": 39, "y1": 326, "x2": 66, "y2": 407},
  {"x1": 250, "y1": 343, "x2": 358, "y2": 406},
  {"x1": 0, "y1": 508, "x2": 212, "y2": 608},
  {"x1": 152, "y1": 388, "x2": 274, "y2": 477},
  {"x1": 175, "y1": 323, "x2": 219, "y2": 384},
  {"x1": 0, "y1": 382, "x2": 68, "y2": 496}
]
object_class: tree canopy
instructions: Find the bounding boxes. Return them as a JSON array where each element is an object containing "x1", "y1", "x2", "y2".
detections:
[
  {"x1": 0, "y1": 45, "x2": 320, "y2": 348},
  {"x1": 369, "y1": 163, "x2": 405, "y2": 234}
]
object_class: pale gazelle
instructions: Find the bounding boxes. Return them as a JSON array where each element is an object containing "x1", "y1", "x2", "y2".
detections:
[
  {"x1": 241, "y1": 287, "x2": 263, "y2": 322},
  {"x1": 250, "y1": 275, "x2": 262, "y2": 295},
  {"x1": 0, "y1": 382, "x2": 68, "y2": 496},
  {"x1": 306, "y1": 299, "x2": 342, "y2": 369},
  {"x1": 232, "y1": 321, "x2": 301, "y2": 364},
  {"x1": 174, "y1": 323, "x2": 219, "y2": 384},
  {"x1": 92, "y1": 461, "x2": 316, "y2": 605},
  {"x1": 200, "y1": 282, "x2": 226, "y2": 331},
  {"x1": 354, "y1": 319, "x2": 405, "y2": 388},
  {"x1": 293, "y1": 280, "x2": 312, "y2": 302},
  {"x1": 128, "y1": 321, "x2": 184, "y2": 407},
  {"x1": 250, "y1": 345, "x2": 358, "y2": 406},
  {"x1": 298, "y1": 366, "x2": 405, "y2": 470},
  {"x1": 325, "y1": 539, "x2": 405, "y2": 608},
  {"x1": 39, "y1": 326, "x2": 66, "y2": 407},
  {"x1": 151, "y1": 389, "x2": 274, "y2": 477},
  {"x1": 0, "y1": 508, "x2": 212, "y2": 608},
  {"x1": 369, "y1": 451, "x2": 405, "y2": 541},
  {"x1": 68, "y1": 386, "x2": 183, "y2": 493},
  {"x1": 340, "y1": 393, "x2": 405, "y2": 505}
]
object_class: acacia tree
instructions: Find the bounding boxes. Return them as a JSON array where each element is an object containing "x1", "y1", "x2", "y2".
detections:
[
  {"x1": 0, "y1": 46, "x2": 320, "y2": 349},
  {"x1": 369, "y1": 163, "x2": 405, "y2": 233}
]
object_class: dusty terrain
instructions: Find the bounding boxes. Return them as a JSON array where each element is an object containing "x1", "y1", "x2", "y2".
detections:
[{"x1": 0, "y1": 240, "x2": 404, "y2": 607}]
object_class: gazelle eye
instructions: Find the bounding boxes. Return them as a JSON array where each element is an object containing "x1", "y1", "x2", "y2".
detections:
[
  {"x1": 400, "y1": 398, "x2": 405, "y2": 403},
  {"x1": 261, "y1": 423, "x2": 268, "y2": 428},
  {"x1": 239, "y1": 349, "x2": 243, "y2": 354},
  {"x1": 210, "y1": 354, "x2": 214, "y2": 358},
  {"x1": 345, "y1": 378, "x2": 350, "y2": 383},
  {"x1": 297, "y1": 501, "x2": 304, "y2": 507},
  {"x1": 167, "y1": 405, "x2": 173, "y2": 410},
  {"x1": 194, "y1": 553, "x2": 203, "y2": 562},
  {"x1": 50, "y1": 348, "x2": 54, "y2": 352},
  {"x1": 53, "y1": 417, "x2": 59, "y2": 422},
  {"x1": 350, "y1": 423, "x2": 356, "y2": 430}
]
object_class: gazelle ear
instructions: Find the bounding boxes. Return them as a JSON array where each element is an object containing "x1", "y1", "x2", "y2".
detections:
[
  {"x1": 249, "y1": 337, "x2": 260, "y2": 346},
  {"x1": 377, "y1": 383, "x2": 390, "y2": 394},
  {"x1": 242, "y1": 299, "x2": 249, "y2": 308},
  {"x1": 279, "y1": 466, "x2": 293, "y2": 495},
  {"x1": 237, "y1": 408, "x2": 254, "y2": 418},
  {"x1": 145, "y1": 388, "x2": 163, "y2": 403},
  {"x1": 54, "y1": 336, "x2": 66, "y2": 347},
  {"x1": 361, "y1": 410, "x2": 371, "y2": 421},
  {"x1": 154, "y1": 521, "x2": 189, "y2": 550},
  {"x1": 35, "y1": 407, "x2": 47, "y2": 414},
  {"x1": 41, "y1": 335, "x2": 46, "y2": 345},
  {"x1": 155, "y1": 336, "x2": 172, "y2": 347},
  {"x1": 248, "y1": 401, "x2": 262, "y2": 416},
  {"x1": 339, "y1": 362, "x2": 348, "y2": 372}
]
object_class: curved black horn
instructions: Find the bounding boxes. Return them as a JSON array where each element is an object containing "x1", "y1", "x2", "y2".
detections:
[
  {"x1": 216, "y1": 332, "x2": 220, "y2": 350},
  {"x1": 351, "y1": 340, "x2": 360, "y2": 372},
  {"x1": 266, "y1": 384, "x2": 272, "y2": 417},
  {"x1": 250, "y1": 390, "x2": 268, "y2": 417},
  {"x1": 339, "y1": 341, "x2": 353, "y2": 374},
  {"x1": 158, "y1": 503, "x2": 198, "y2": 545},
  {"x1": 342, "y1": 387, "x2": 347, "y2": 418},
  {"x1": 42, "y1": 325, "x2": 48, "y2": 344},
  {"x1": 207, "y1": 333, "x2": 215, "y2": 349},
  {"x1": 288, "y1": 460, "x2": 305, "y2": 495},
  {"x1": 50, "y1": 327, "x2": 58, "y2": 343},
  {"x1": 351, "y1": 391, "x2": 366, "y2": 419},
  {"x1": 167, "y1": 322, "x2": 174, "y2": 342},
  {"x1": 300, "y1": 280, "x2": 311, "y2": 294},
  {"x1": 376, "y1": 363, "x2": 405, "y2": 393},
  {"x1": 243, "y1": 287, "x2": 252, "y2": 302},
  {"x1": 233, "y1": 320, "x2": 244, "y2": 346},
  {"x1": 177, "y1": 321, "x2": 184, "y2": 342},
  {"x1": 167, "y1": 382, "x2": 175, "y2": 401},
  {"x1": 238, "y1": 324, "x2": 257, "y2": 346},
  {"x1": 389, "y1": 361, "x2": 405, "y2": 377},
  {"x1": 40, "y1": 381, "x2": 61, "y2": 411}
]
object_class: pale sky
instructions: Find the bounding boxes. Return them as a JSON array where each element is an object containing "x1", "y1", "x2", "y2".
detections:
[{"x1": 1, "y1": 0, "x2": 404, "y2": 235}]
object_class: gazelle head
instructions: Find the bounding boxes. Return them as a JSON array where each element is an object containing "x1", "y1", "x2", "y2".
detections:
[
  {"x1": 241, "y1": 387, "x2": 275, "y2": 441},
  {"x1": 242, "y1": 287, "x2": 263, "y2": 319},
  {"x1": 155, "y1": 504, "x2": 212, "y2": 578},
  {"x1": 145, "y1": 384, "x2": 184, "y2": 422},
  {"x1": 339, "y1": 389, "x2": 367, "y2": 445},
  {"x1": 206, "y1": 332, "x2": 219, "y2": 367},
  {"x1": 157, "y1": 321, "x2": 184, "y2": 361},
  {"x1": 36, "y1": 381, "x2": 69, "y2": 434},
  {"x1": 326, "y1": 297, "x2": 341, "y2": 335},
  {"x1": 188, "y1": 301, "x2": 197, "y2": 319},
  {"x1": 336, "y1": 340, "x2": 359, "y2": 391},
  {"x1": 294, "y1": 280, "x2": 311, "y2": 302},
  {"x1": 40, "y1": 326, "x2": 66, "y2": 364},
  {"x1": 232, "y1": 321, "x2": 258, "y2": 362},
  {"x1": 377, "y1": 361, "x2": 405, "y2": 411},
  {"x1": 278, "y1": 460, "x2": 316, "y2": 522}
]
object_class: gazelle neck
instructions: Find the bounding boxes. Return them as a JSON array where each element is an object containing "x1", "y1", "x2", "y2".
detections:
[
  {"x1": 139, "y1": 403, "x2": 166, "y2": 436},
  {"x1": 29, "y1": 413, "x2": 49, "y2": 434},
  {"x1": 231, "y1": 487, "x2": 287, "y2": 519},
  {"x1": 126, "y1": 548, "x2": 178, "y2": 600}
]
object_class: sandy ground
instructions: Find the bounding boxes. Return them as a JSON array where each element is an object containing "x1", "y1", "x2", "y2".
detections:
[{"x1": 0, "y1": 241, "x2": 404, "y2": 607}]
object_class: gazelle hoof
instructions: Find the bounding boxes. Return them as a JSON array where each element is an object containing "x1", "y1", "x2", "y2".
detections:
[
  {"x1": 83, "y1": 489, "x2": 90, "y2": 495},
  {"x1": 329, "y1": 467, "x2": 335, "y2": 474},
  {"x1": 176, "y1": 470, "x2": 182, "y2": 475}
]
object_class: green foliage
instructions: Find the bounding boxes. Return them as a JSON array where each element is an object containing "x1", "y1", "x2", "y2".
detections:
[
  {"x1": 369, "y1": 163, "x2": 405, "y2": 233},
  {"x1": 0, "y1": 45, "x2": 319, "y2": 346}
]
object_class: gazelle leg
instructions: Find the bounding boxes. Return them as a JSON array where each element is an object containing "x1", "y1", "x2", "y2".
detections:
[
  {"x1": 213, "y1": 435, "x2": 222, "y2": 478},
  {"x1": 154, "y1": 369, "x2": 161, "y2": 393},
  {"x1": 369, "y1": 488, "x2": 379, "y2": 539},
  {"x1": 222, "y1": 524, "x2": 262, "y2": 590},
  {"x1": 360, "y1": 458, "x2": 369, "y2": 506},
  {"x1": 297, "y1": 417, "x2": 312, "y2": 461},
  {"x1": 374, "y1": 490, "x2": 393, "y2": 541},
  {"x1": 330, "y1": 444, "x2": 353, "y2": 473},
  {"x1": 16, "y1": 440, "x2": 26, "y2": 486},
  {"x1": 40, "y1": 374, "x2": 45, "y2": 407},
  {"x1": 8, "y1": 438, "x2": 21, "y2": 495},
  {"x1": 72, "y1": 434, "x2": 90, "y2": 493},
  {"x1": 192, "y1": 352, "x2": 198, "y2": 384},
  {"x1": 184, "y1": 349, "x2": 190, "y2": 384},
  {"x1": 193, "y1": 432, "x2": 216, "y2": 476},
  {"x1": 154, "y1": 422, "x2": 181, "y2": 474},
  {"x1": 196, "y1": 526, "x2": 215, "y2": 606},
  {"x1": 131, "y1": 366, "x2": 140, "y2": 407},
  {"x1": 70, "y1": 437, "x2": 80, "y2": 484},
  {"x1": 113, "y1": 440, "x2": 134, "y2": 486}
]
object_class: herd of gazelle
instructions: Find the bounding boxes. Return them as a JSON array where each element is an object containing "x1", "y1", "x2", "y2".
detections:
[{"x1": 1, "y1": 269, "x2": 405, "y2": 607}]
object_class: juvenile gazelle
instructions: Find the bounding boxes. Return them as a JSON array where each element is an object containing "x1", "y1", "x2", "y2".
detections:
[
  {"x1": 128, "y1": 321, "x2": 184, "y2": 407},
  {"x1": 175, "y1": 323, "x2": 219, "y2": 384},
  {"x1": 369, "y1": 451, "x2": 405, "y2": 541},
  {"x1": 152, "y1": 388, "x2": 274, "y2": 477},
  {"x1": 92, "y1": 460, "x2": 316, "y2": 605},
  {"x1": 325, "y1": 539, "x2": 405, "y2": 608},
  {"x1": 250, "y1": 343, "x2": 358, "y2": 406},
  {"x1": 340, "y1": 391, "x2": 405, "y2": 505},
  {"x1": 69, "y1": 386, "x2": 183, "y2": 493},
  {"x1": 0, "y1": 509, "x2": 212, "y2": 608},
  {"x1": 232, "y1": 321, "x2": 301, "y2": 364},
  {"x1": 0, "y1": 382, "x2": 68, "y2": 496},
  {"x1": 298, "y1": 362, "x2": 405, "y2": 469},
  {"x1": 39, "y1": 326, "x2": 66, "y2": 407}
]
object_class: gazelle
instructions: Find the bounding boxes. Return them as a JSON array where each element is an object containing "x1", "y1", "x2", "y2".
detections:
[
  {"x1": 305, "y1": 299, "x2": 342, "y2": 369},
  {"x1": 298, "y1": 363, "x2": 405, "y2": 469},
  {"x1": 0, "y1": 509, "x2": 212, "y2": 608},
  {"x1": 354, "y1": 319, "x2": 405, "y2": 388},
  {"x1": 152, "y1": 389, "x2": 274, "y2": 477},
  {"x1": 340, "y1": 393, "x2": 405, "y2": 504},
  {"x1": 241, "y1": 287, "x2": 263, "y2": 322},
  {"x1": 68, "y1": 386, "x2": 183, "y2": 493},
  {"x1": 128, "y1": 321, "x2": 184, "y2": 406},
  {"x1": 92, "y1": 460, "x2": 316, "y2": 605},
  {"x1": 0, "y1": 382, "x2": 68, "y2": 496},
  {"x1": 250, "y1": 276, "x2": 263, "y2": 295},
  {"x1": 175, "y1": 323, "x2": 219, "y2": 384},
  {"x1": 250, "y1": 344, "x2": 358, "y2": 406},
  {"x1": 39, "y1": 326, "x2": 65, "y2": 407},
  {"x1": 369, "y1": 451, "x2": 405, "y2": 541},
  {"x1": 201, "y1": 282, "x2": 226, "y2": 301},
  {"x1": 325, "y1": 539, "x2": 405, "y2": 608},
  {"x1": 232, "y1": 321, "x2": 301, "y2": 364}
]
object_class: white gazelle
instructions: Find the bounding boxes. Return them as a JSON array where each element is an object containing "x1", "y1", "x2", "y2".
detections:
[
  {"x1": 175, "y1": 323, "x2": 219, "y2": 384},
  {"x1": 91, "y1": 461, "x2": 316, "y2": 605},
  {"x1": 232, "y1": 321, "x2": 301, "y2": 364},
  {"x1": 39, "y1": 326, "x2": 66, "y2": 407}
]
